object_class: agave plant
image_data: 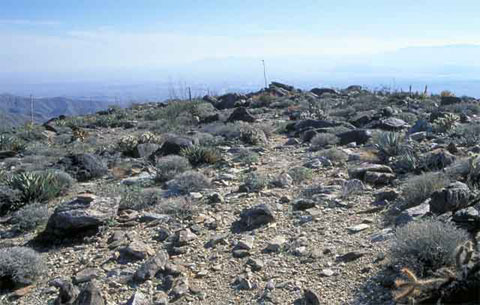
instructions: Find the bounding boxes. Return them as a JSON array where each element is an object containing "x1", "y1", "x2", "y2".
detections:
[
  {"x1": 0, "y1": 134, "x2": 26, "y2": 152},
  {"x1": 7, "y1": 171, "x2": 65, "y2": 205},
  {"x1": 180, "y1": 146, "x2": 221, "y2": 166},
  {"x1": 374, "y1": 132, "x2": 409, "y2": 159}
]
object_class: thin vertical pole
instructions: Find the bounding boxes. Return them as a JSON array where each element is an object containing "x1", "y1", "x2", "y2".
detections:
[
  {"x1": 262, "y1": 60, "x2": 268, "y2": 89},
  {"x1": 30, "y1": 94, "x2": 34, "y2": 124},
  {"x1": 188, "y1": 87, "x2": 192, "y2": 101}
]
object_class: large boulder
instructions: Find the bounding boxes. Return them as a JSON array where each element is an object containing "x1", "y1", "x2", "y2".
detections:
[
  {"x1": 294, "y1": 120, "x2": 341, "y2": 133},
  {"x1": 310, "y1": 88, "x2": 338, "y2": 96},
  {"x1": 430, "y1": 182, "x2": 472, "y2": 215},
  {"x1": 349, "y1": 164, "x2": 395, "y2": 185},
  {"x1": 377, "y1": 117, "x2": 408, "y2": 130},
  {"x1": 215, "y1": 93, "x2": 247, "y2": 110},
  {"x1": 58, "y1": 154, "x2": 107, "y2": 182},
  {"x1": 45, "y1": 194, "x2": 119, "y2": 238},
  {"x1": 227, "y1": 107, "x2": 256, "y2": 123},
  {"x1": 133, "y1": 143, "x2": 160, "y2": 159},
  {"x1": 133, "y1": 250, "x2": 169, "y2": 283},
  {"x1": 151, "y1": 136, "x2": 195, "y2": 158},
  {"x1": 337, "y1": 129, "x2": 371, "y2": 145}
]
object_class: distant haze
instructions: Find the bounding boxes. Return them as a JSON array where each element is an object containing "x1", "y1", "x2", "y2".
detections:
[{"x1": 1, "y1": 1, "x2": 480, "y2": 100}]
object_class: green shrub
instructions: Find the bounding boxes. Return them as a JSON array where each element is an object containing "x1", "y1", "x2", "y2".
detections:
[
  {"x1": 240, "y1": 172, "x2": 269, "y2": 192},
  {"x1": 318, "y1": 148, "x2": 348, "y2": 164},
  {"x1": 119, "y1": 187, "x2": 163, "y2": 210},
  {"x1": 402, "y1": 172, "x2": 449, "y2": 207},
  {"x1": 374, "y1": 132, "x2": 407, "y2": 158},
  {"x1": 390, "y1": 218, "x2": 469, "y2": 276},
  {"x1": 167, "y1": 170, "x2": 211, "y2": 194},
  {"x1": 0, "y1": 246, "x2": 45, "y2": 287},
  {"x1": 155, "y1": 155, "x2": 191, "y2": 183},
  {"x1": 11, "y1": 203, "x2": 49, "y2": 232},
  {"x1": 6, "y1": 171, "x2": 71, "y2": 205},
  {"x1": 310, "y1": 133, "x2": 339, "y2": 150},
  {"x1": 155, "y1": 197, "x2": 196, "y2": 220},
  {"x1": 181, "y1": 146, "x2": 221, "y2": 166},
  {"x1": 0, "y1": 135, "x2": 26, "y2": 152},
  {"x1": 454, "y1": 124, "x2": 480, "y2": 147},
  {"x1": 288, "y1": 167, "x2": 313, "y2": 184},
  {"x1": 232, "y1": 149, "x2": 259, "y2": 165}
]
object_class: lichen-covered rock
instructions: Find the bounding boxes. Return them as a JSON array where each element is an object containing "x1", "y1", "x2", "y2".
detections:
[{"x1": 430, "y1": 182, "x2": 472, "y2": 214}]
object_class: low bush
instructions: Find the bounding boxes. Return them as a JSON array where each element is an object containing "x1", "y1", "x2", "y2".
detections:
[
  {"x1": 119, "y1": 187, "x2": 163, "y2": 210},
  {"x1": 232, "y1": 149, "x2": 259, "y2": 165},
  {"x1": 10, "y1": 203, "x2": 49, "y2": 232},
  {"x1": 167, "y1": 170, "x2": 211, "y2": 194},
  {"x1": 310, "y1": 133, "x2": 339, "y2": 150},
  {"x1": 155, "y1": 196, "x2": 196, "y2": 220},
  {"x1": 240, "y1": 172, "x2": 269, "y2": 192},
  {"x1": 390, "y1": 218, "x2": 469, "y2": 276},
  {"x1": 181, "y1": 146, "x2": 221, "y2": 166},
  {"x1": 6, "y1": 171, "x2": 72, "y2": 206},
  {"x1": 288, "y1": 167, "x2": 313, "y2": 184},
  {"x1": 402, "y1": 172, "x2": 449, "y2": 207},
  {"x1": 318, "y1": 148, "x2": 348, "y2": 164},
  {"x1": 0, "y1": 134, "x2": 26, "y2": 152},
  {"x1": 154, "y1": 155, "x2": 191, "y2": 183},
  {"x1": 0, "y1": 246, "x2": 45, "y2": 287}
]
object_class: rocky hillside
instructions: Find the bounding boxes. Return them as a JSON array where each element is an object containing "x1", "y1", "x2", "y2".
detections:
[
  {"x1": 0, "y1": 93, "x2": 116, "y2": 128},
  {"x1": 0, "y1": 83, "x2": 479, "y2": 305}
]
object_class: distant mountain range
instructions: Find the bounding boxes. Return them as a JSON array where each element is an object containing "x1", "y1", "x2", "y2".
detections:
[{"x1": 0, "y1": 94, "x2": 115, "y2": 127}]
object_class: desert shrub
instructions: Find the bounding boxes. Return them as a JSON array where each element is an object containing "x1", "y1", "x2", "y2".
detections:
[
  {"x1": 453, "y1": 124, "x2": 480, "y2": 147},
  {"x1": 396, "y1": 112, "x2": 418, "y2": 124},
  {"x1": 239, "y1": 126, "x2": 268, "y2": 146},
  {"x1": 318, "y1": 148, "x2": 348, "y2": 164},
  {"x1": 0, "y1": 134, "x2": 26, "y2": 152},
  {"x1": 167, "y1": 170, "x2": 211, "y2": 194},
  {"x1": 288, "y1": 167, "x2": 313, "y2": 184},
  {"x1": 0, "y1": 246, "x2": 45, "y2": 287},
  {"x1": 240, "y1": 172, "x2": 269, "y2": 192},
  {"x1": 310, "y1": 133, "x2": 339, "y2": 150},
  {"x1": 442, "y1": 103, "x2": 480, "y2": 116},
  {"x1": 374, "y1": 132, "x2": 407, "y2": 158},
  {"x1": 155, "y1": 155, "x2": 191, "y2": 183},
  {"x1": 402, "y1": 172, "x2": 449, "y2": 207},
  {"x1": 6, "y1": 171, "x2": 72, "y2": 205},
  {"x1": 143, "y1": 100, "x2": 205, "y2": 131},
  {"x1": 155, "y1": 196, "x2": 196, "y2": 220},
  {"x1": 251, "y1": 94, "x2": 275, "y2": 108},
  {"x1": 192, "y1": 132, "x2": 223, "y2": 146},
  {"x1": 434, "y1": 113, "x2": 459, "y2": 133},
  {"x1": 119, "y1": 187, "x2": 163, "y2": 210},
  {"x1": 15, "y1": 123, "x2": 46, "y2": 142},
  {"x1": 202, "y1": 122, "x2": 267, "y2": 145},
  {"x1": 233, "y1": 149, "x2": 259, "y2": 165},
  {"x1": 10, "y1": 203, "x2": 49, "y2": 232},
  {"x1": 390, "y1": 218, "x2": 469, "y2": 276},
  {"x1": 181, "y1": 146, "x2": 221, "y2": 166},
  {"x1": 440, "y1": 90, "x2": 455, "y2": 97}
]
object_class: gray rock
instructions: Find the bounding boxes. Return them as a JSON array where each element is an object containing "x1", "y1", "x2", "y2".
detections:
[
  {"x1": 364, "y1": 171, "x2": 395, "y2": 185},
  {"x1": 171, "y1": 277, "x2": 189, "y2": 298},
  {"x1": 227, "y1": 107, "x2": 256, "y2": 123},
  {"x1": 293, "y1": 198, "x2": 316, "y2": 211},
  {"x1": 396, "y1": 202, "x2": 430, "y2": 225},
  {"x1": 336, "y1": 251, "x2": 366, "y2": 262},
  {"x1": 73, "y1": 281, "x2": 104, "y2": 305},
  {"x1": 45, "y1": 195, "x2": 119, "y2": 238},
  {"x1": 73, "y1": 268, "x2": 99, "y2": 284},
  {"x1": 50, "y1": 278, "x2": 79, "y2": 305},
  {"x1": 378, "y1": 117, "x2": 408, "y2": 130},
  {"x1": 175, "y1": 228, "x2": 197, "y2": 246},
  {"x1": 133, "y1": 143, "x2": 160, "y2": 159},
  {"x1": 208, "y1": 193, "x2": 224, "y2": 204},
  {"x1": 337, "y1": 129, "x2": 371, "y2": 145},
  {"x1": 215, "y1": 93, "x2": 247, "y2": 109},
  {"x1": 58, "y1": 154, "x2": 107, "y2": 182},
  {"x1": 152, "y1": 136, "x2": 195, "y2": 157},
  {"x1": 348, "y1": 164, "x2": 393, "y2": 180},
  {"x1": 134, "y1": 250, "x2": 169, "y2": 283},
  {"x1": 266, "y1": 235, "x2": 286, "y2": 252},
  {"x1": 304, "y1": 289, "x2": 321, "y2": 305},
  {"x1": 310, "y1": 88, "x2": 338, "y2": 96},
  {"x1": 120, "y1": 240, "x2": 155, "y2": 260},
  {"x1": 347, "y1": 224, "x2": 370, "y2": 233},
  {"x1": 246, "y1": 258, "x2": 264, "y2": 271},
  {"x1": 238, "y1": 204, "x2": 275, "y2": 230},
  {"x1": 430, "y1": 182, "x2": 472, "y2": 214},
  {"x1": 409, "y1": 132, "x2": 427, "y2": 142},
  {"x1": 126, "y1": 291, "x2": 151, "y2": 305}
]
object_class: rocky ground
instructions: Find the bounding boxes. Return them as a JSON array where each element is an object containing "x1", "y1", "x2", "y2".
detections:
[{"x1": 0, "y1": 84, "x2": 479, "y2": 305}]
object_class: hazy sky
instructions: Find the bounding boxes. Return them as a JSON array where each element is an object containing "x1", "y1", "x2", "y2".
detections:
[{"x1": 2, "y1": 0, "x2": 480, "y2": 76}]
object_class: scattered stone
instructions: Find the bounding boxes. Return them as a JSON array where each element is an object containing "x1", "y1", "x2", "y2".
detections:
[
  {"x1": 303, "y1": 289, "x2": 321, "y2": 305},
  {"x1": 176, "y1": 229, "x2": 198, "y2": 246},
  {"x1": 73, "y1": 268, "x2": 99, "y2": 284},
  {"x1": 266, "y1": 235, "x2": 286, "y2": 252},
  {"x1": 50, "y1": 278, "x2": 79, "y2": 305},
  {"x1": 126, "y1": 291, "x2": 151, "y2": 305},
  {"x1": 134, "y1": 250, "x2": 169, "y2": 283},
  {"x1": 293, "y1": 198, "x2": 316, "y2": 211},
  {"x1": 396, "y1": 202, "x2": 431, "y2": 225},
  {"x1": 246, "y1": 258, "x2": 264, "y2": 271},
  {"x1": 337, "y1": 251, "x2": 366, "y2": 262},
  {"x1": 238, "y1": 204, "x2": 275, "y2": 230},
  {"x1": 320, "y1": 268, "x2": 335, "y2": 277},
  {"x1": 120, "y1": 240, "x2": 155, "y2": 260},
  {"x1": 58, "y1": 154, "x2": 107, "y2": 182},
  {"x1": 347, "y1": 224, "x2": 370, "y2": 233},
  {"x1": 337, "y1": 129, "x2": 371, "y2": 145},
  {"x1": 73, "y1": 281, "x2": 104, "y2": 305},
  {"x1": 236, "y1": 235, "x2": 255, "y2": 250}
]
